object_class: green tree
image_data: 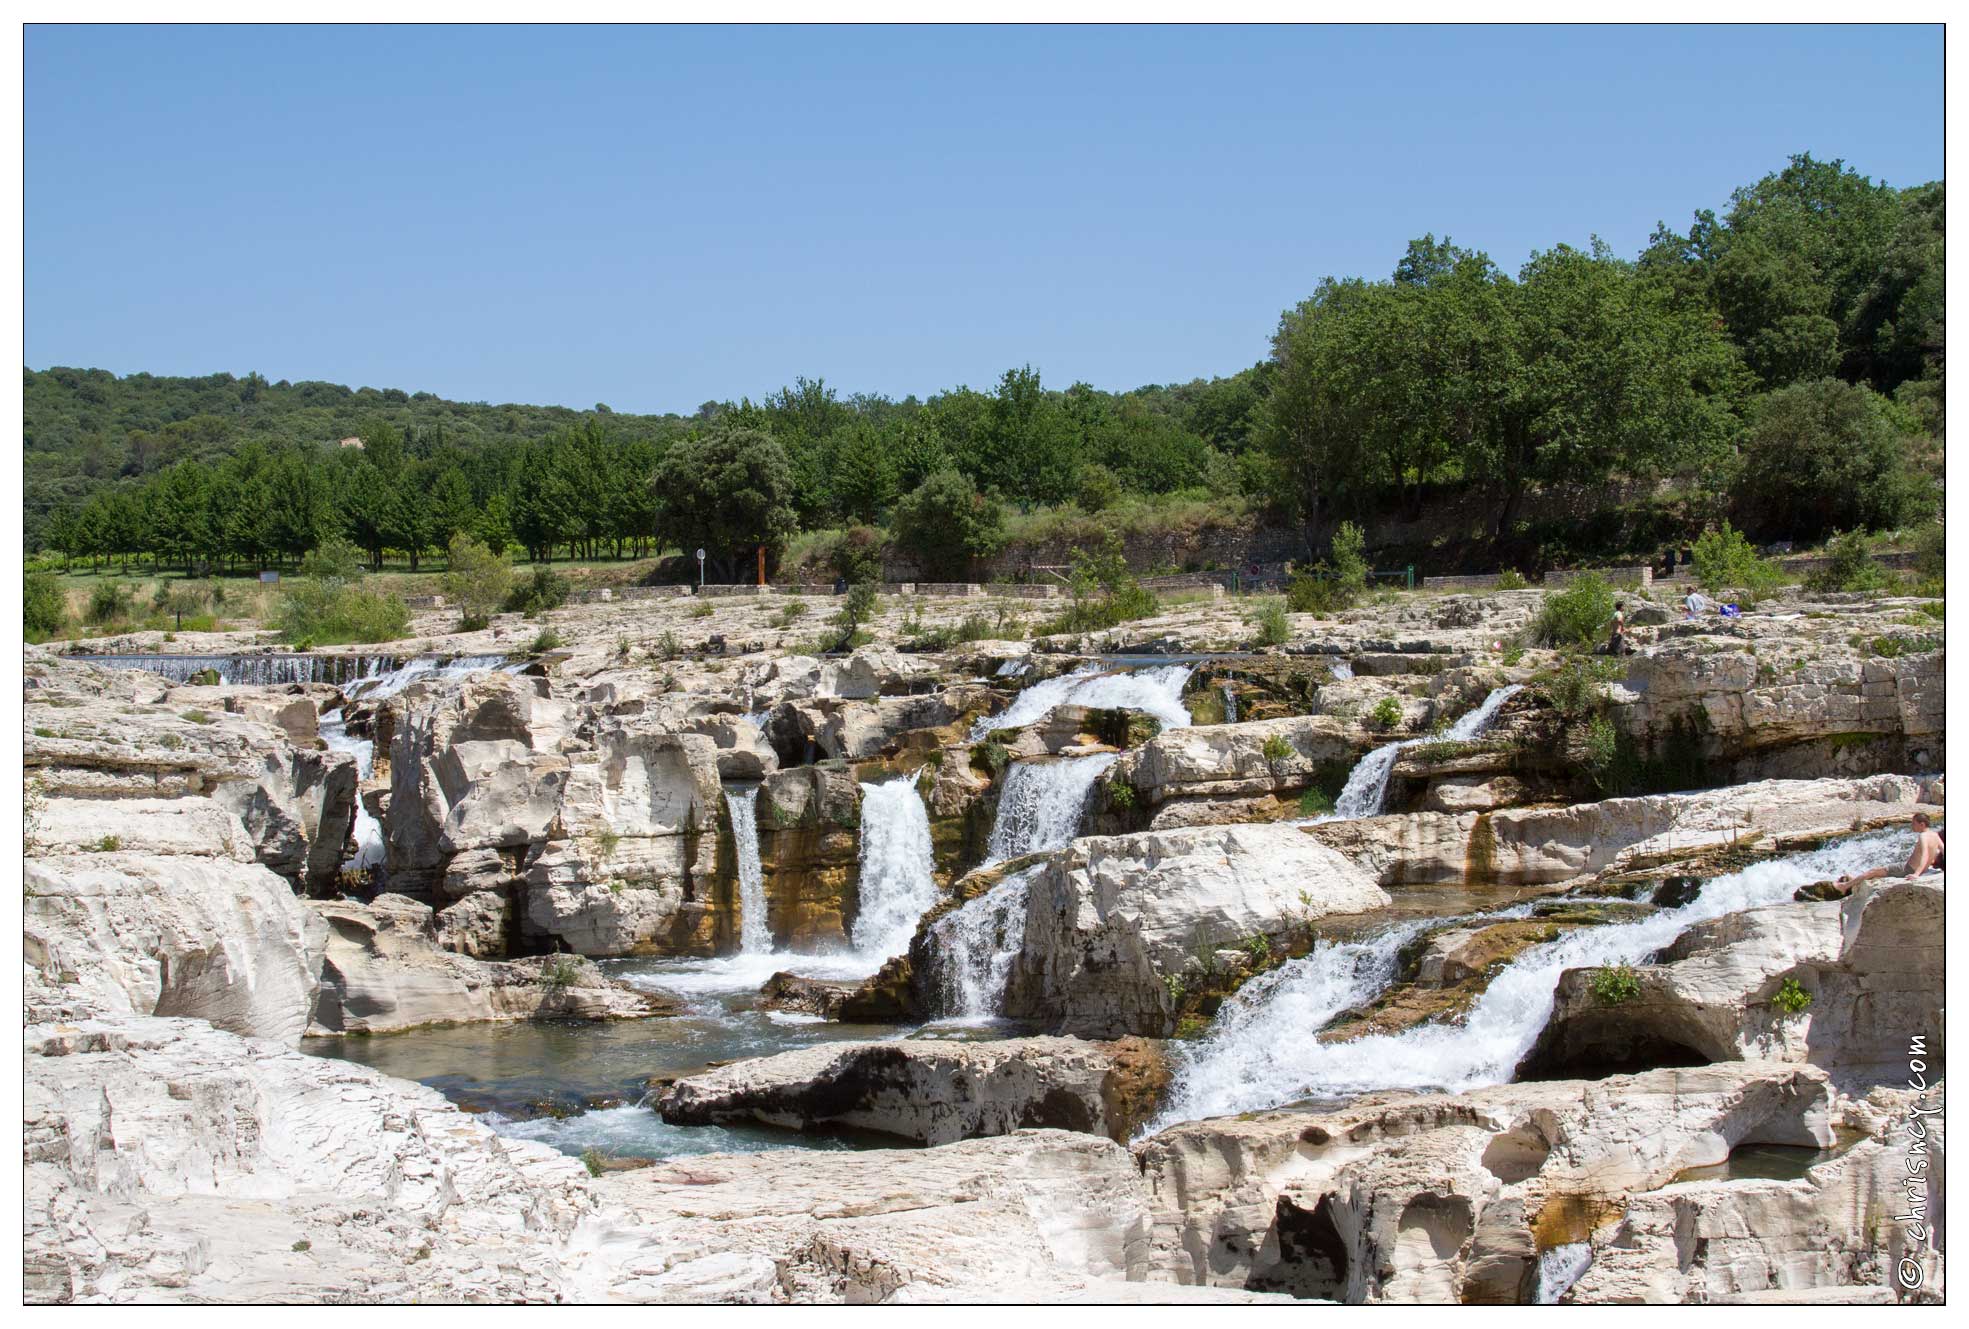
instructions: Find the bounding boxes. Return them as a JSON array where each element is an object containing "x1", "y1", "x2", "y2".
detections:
[
  {"x1": 829, "y1": 420, "x2": 898, "y2": 524},
  {"x1": 443, "y1": 534, "x2": 513, "y2": 629},
  {"x1": 651, "y1": 427, "x2": 798, "y2": 583},
  {"x1": 890, "y1": 468, "x2": 1007, "y2": 581},
  {"x1": 1730, "y1": 378, "x2": 1932, "y2": 541},
  {"x1": 24, "y1": 572, "x2": 67, "y2": 641}
]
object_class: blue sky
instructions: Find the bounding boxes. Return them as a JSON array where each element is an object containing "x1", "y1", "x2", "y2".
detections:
[{"x1": 26, "y1": 23, "x2": 1943, "y2": 414}]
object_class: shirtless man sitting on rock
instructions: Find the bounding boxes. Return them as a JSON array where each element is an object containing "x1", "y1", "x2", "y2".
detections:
[{"x1": 1839, "y1": 810, "x2": 1945, "y2": 885}]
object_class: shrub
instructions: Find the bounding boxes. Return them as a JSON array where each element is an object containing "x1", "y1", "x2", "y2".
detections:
[
  {"x1": 1582, "y1": 715, "x2": 1621, "y2": 787},
  {"x1": 1250, "y1": 598, "x2": 1289, "y2": 647},
  {"x1": 1329, "y1": 521, "x2": 1369, "y2": 596},
  {"x1": 275, "y1": 580, "x2": 411, "y2": 646},
  {"x1": 1547, "y1": 656, "x2": 1622, "y2": 719},
  {"x1": 1298, "y1": 787, "x2": 1335, "y2": 817},
  {"x1": 1772, "y1": 976, "x2": 1813, "y2": 1016},
  {"x1": 1041, "y1": 535, "x2": 1160, "y2": 634},
  {"x1": 581, "y1": 1149, "x2": 606, "y2": 1178},
  {"x1": 504, "y1": 566, "x2": 570, "y2": 616},
  {"x1": 826, "y1": 578, "x2": 881, "y2": 650},
  {"x1": 1912, "y1": 522, "x2": 1945, "y2": 587},
  {"x1": 1691, "y1": 522, "x2": 1787, "y2": 605},
  {"x1": 1495, "y1": 568, "x2": 1529, "y2": 591},
  {"x1": 1240, "y1": 933, "x2": 1273, "y2": 966},
  {"x1": 86, "y1": 581, "x2": 136, "y2": 624},
  {"x1": 691, "y1": 601, "x2": 715, "y2": 619},
  {"x1": 1104, "y1": 778, "x2": 1137, "y2": 810},
  {"x1": 1369, "y1": 696, "x2": 1403, "y2": 730},
  {"x1": 1500, "y1": 643, "x2": 1526, "y2": 667},
  {"x1": 1806, "y1": 529, "x2": 1893, "y2": 594},
  {"x1": 1590, "y1": 964, "x2": 1641, "y2": 1006},
  {"x1": 444, "y1": 534, "x2": 514, "y2": 628},
  {"x1": 971, "y1": 740, "x2": 1010, "y2": 777},
  {"x1": 1261, "y1": 733, "x2": 1294, "y2": 767},
  {"x1": 24, "y1": 572, "x2": 67, "y2": 641},
  {"x1": 1534, "y1": 575, "x2": 1615, "y2": 647},
  {"x1": 539, "y1": 955, "x2": 582, "y2": 990},
  {"x1": 1076, "y1": 463, "x2": 1123, "y2": 514},
  {"x1": 530, "y1": 627, "x2": 565, "y2": 653},
  {"x1": 831, "y1": 525, "x2": 887, "y2": 585},
  {"x1": 772, "y1": 601, "x2": 808, "y2": 628}
]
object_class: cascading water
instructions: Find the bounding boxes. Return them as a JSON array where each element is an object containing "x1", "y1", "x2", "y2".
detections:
[
  {"x1": 986, "y1": 753, "x2": 1117, "y2": 863},
  {"x1": 312, "y1": 655, "x2": 514, "y2": 871},
  {"x1": 1328, "y1": 660, "x2": 1355, "y2": 681},
  {"x1": 926, "y1": 865, "x2": 1037, "y2": 1021},
  {"x1": 1328, "y1": 684, "x2": 1523, "y2": 820},
  {"x1": 851, "y1": 777, "x2": 941, "y2": 962},
  {"x1": 726, "y1": 786, "x2": 772, "y2": 953},
  {"x1": 972, "y1": 663, "x2": 1193, "y2": 738},
  {"x1": 1534, "y1": 1243, "x2": 1594, "y2": 1303},
  {"x1": 1219, "y1": 684, "x2": 1239, "y2": 724},
  {"x1": 1145, "y1": 831, "x2": 1911, "y2": 1129}
]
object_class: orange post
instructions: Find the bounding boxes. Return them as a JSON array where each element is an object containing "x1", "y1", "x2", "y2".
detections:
[{"x1": 757, "y1": 544, "x2": 766, "y2": 587}]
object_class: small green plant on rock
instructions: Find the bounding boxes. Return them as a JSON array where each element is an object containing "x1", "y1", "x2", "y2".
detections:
[
  {"x1": 1104, "y1": 778, "x2": 1138, "y2": 810},
  {"x1": 1250, "y1": 599, "x2": 1289, "y2": 647},
  {"x1": 530, "y1": 627, "x2": 565, "y2": 653},
  {"x1": 1369, "y1": 696, "x2": 1403, "y2": 730},
  {"x1": 971, "y1": 740, "x2": 1010, "y2": 777},
  {"x1": 1495, "y1": 569, "x2": 1529, "y2": 591},
  {"x1": 1241, "y1": 933, "x2": 1273, "y2": 967},
  {"x1": 1772, "y1": 976, "x2": 1814, "y2": 1016},
  {"x1": 292, "y1": 1240, "x2": 312, "y2": 1253},
  {"x1": 581, "y1": 1149, "x2": 606, "y2": 1178},
  {"x1": 539, "y1": 955, "x2": 582, "y2": 991},
  {"x1": 1261, "y1": 732, "x2": 1295, "y2": 768},
  {"x1": 1298, "y1": 786, "x2": 1334, "y2": 817},
  {"x1": 1590, "y1": 964, "x2": 1641, "y2": 1006}
]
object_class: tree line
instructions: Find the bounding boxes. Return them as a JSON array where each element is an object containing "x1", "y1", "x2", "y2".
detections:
[{"x1": 29, "y1": 153, "x2": 1943, "y2": 577}]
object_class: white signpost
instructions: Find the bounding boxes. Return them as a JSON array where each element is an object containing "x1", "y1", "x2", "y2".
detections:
[{"x1": 696, "y1": 547, "x2": 706, "y2": 590}]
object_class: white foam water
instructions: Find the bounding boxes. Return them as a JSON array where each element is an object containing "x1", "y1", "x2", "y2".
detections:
[
  {"x1": 1328, "y1": 684, "x2": 1522, "y2": 820},
  {"x1": 972, "y1": 663, "x2": 1193, "y2": 738},
  {"x1": 726, "y1": 786, "x2": 772, "y2": 953},
  {"x1": 1534, "y1": 1243, "x2": 1594, "y2": 1303},
  {"x1": 986, "y1": 753, "x2": 1116, "y2": 863},
  {"x1": 851, "y1": 777, "x2": 941, "y2": 963},
  {"x1": 317, "y1": 655, "x2": 512, "y2": 871},
  {"x1": 1146, "y1": 832, "x2": 1909, "y2": 1128},
  {"x1": 925, "y1": 866, "x2": 1037, "y2": 1021}
]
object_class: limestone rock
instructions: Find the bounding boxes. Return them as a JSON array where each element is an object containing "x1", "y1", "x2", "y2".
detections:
[
  {"x1": 1308, "y1": 775, "x2": 1923, "y2": 887},
  {"x1": 656, "y1": 1036, "x2": 1167, "y2": 1145},
  {"x1": 24, "y1": 854, "x2": 326, "y2": 1044},
  {"x1": 307, "y1": 894, "x2": 672, "y2": 1034},
  {"x1": 1004, "y1": 823, "x2": 1388, "y2": 1037},
  {"x1": 1135, "y1": 1062, "x2": 1894, "y2": 1303},
  {"x1": 1521, "y1": 875, "x2": 1944, "y2": 1079}
]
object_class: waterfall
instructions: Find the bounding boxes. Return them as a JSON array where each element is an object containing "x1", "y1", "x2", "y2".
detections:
[
  {"x1": 1144, "y1": 831, "x2": 1911, "y2": 1129},
  {"x1": 309, "y1": 655, "x2": 512, "y2": 872},
  {"x1": 987, "y1": 754, "x2": 1117, "y2": 863},
  {"x1": 1145, "y1": 920, "x2": 1436, "y2": 1132},
  {"x1": 63, "y1": 651, "x2": 508, "y2": 689},
  {"x1": 972, "y1": 663, "x2": 1193, "y2": 738},
  {"x1": 1219, "y1": 684, "x2": 1239, "y2": 724},
  {"x1": 320, "y1": 710, "x2": 384, "y2": 869},
  {"x1": 1533, "y1": 1244, "x2": 1594, "y2": 1303},
  {"x1": 727, "y1": 787, "x2": 772, "y2": 953},
  {"x1": 1329, "y1": 660, "x2": 1355, "y2": 681},
  {"x1": 1329, "y1": 684, "x2": 1523, "y2": 820},
  {"x1": 926, "y1": 866, "x2": 1037, "y2": 1021},
  {"x1": 851, "y1": 777, "x2": 940, "y2": 962}
]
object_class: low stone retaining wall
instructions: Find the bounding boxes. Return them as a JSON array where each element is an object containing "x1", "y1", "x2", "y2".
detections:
[
  {"x1": 570, "y1": 585, "x2": 693, "y2": 604},
  {"x1": 696, "y1": 584, "x2": 770, "y2": 598},
  {"x1": 1424, "y1": 573, "x2": 1504, "y2": 592},
  {"x1": 1543, "y1": 565, "x2": 1653, "y2": 589}
]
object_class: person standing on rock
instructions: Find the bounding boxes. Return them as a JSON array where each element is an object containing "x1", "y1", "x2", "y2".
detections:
[{"x1": 1838, "y1": 811, "x2": 1945, "y2": 885}]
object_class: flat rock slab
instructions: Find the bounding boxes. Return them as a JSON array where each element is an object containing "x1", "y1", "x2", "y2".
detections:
[{"x1": 656, "y1": 1035, "x2": 1168, "y2": 1145}]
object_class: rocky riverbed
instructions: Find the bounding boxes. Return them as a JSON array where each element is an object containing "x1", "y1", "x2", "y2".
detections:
[{"x1": 22, "y1": 581, "x2": 1945, "y2": 1302}]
